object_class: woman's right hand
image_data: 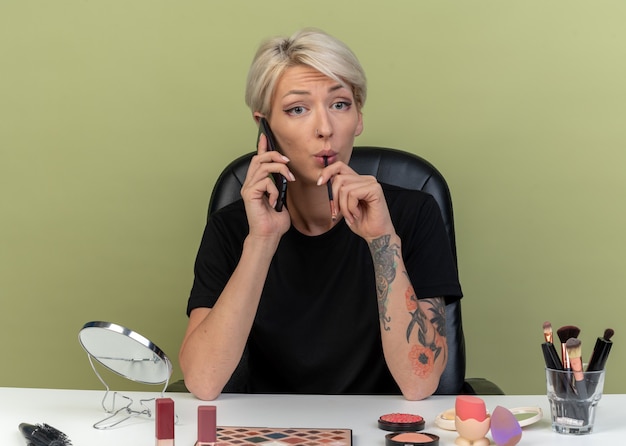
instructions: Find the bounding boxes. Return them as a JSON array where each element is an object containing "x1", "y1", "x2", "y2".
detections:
[{"x1": 240, "y1": 133, "x2": 294, "y2": 240}]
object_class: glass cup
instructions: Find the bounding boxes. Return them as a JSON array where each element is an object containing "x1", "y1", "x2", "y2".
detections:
[{"x1": 545, "y1": 368, "x2": 605, "y2": 435}]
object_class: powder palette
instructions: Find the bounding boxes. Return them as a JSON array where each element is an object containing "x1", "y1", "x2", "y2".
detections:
[
  {"x1": 215, "y1": 426, "x2": 352, "y2": 445},
  {"x1": 385, "y1": 432, "x2": 439, "y2": 446},
  {"x1": 378, "y1": 413, "x2": 425, "y2": 432}
]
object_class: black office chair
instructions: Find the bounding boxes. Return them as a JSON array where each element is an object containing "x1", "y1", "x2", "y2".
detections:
[{"x1": 171, "y1": 146, "x2": 502, "y2": 395}]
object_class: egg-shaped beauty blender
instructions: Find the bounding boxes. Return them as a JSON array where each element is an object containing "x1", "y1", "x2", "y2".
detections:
[{"x1": 490, "y1": 406, "x2": 522, "y2": 446}]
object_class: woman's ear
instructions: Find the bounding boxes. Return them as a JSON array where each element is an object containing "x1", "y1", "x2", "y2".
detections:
[
  {"x1": 354, "y1": 112, "x2": 364, "y2": 137},
  {"x1": 253, "y1": 112, "x2": 264, "y2": 124}
]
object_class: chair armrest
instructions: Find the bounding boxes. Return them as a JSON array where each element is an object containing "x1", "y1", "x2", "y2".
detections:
[
  {"x1": 166, "y1": 379, "x2": 189, "y2": 393},
  {"x1": 463, "y1": 377, "x2": 505, "y2": 395}
]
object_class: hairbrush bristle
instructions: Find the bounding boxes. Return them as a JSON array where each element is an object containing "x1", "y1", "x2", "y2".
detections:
[
  {"x1": 565, "y1": 337, "x2": 582, "y2": 359},
  {"x1": 604, "y1": 328, "x2": 615, "y2": 341},
  {"x1": 557, "y1": 325, "x2": 580, "y2": 342},
  {"x1": 23, "y1": 423, "x2": 72, "y2": 446}
]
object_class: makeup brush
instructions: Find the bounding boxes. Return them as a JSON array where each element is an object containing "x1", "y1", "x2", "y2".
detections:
[
  {"x1": 541, "y1": 321, "x2": 563, "y2": 370},
  {"x1": 543, "y1": 321, "x2": 553, "y2": 343},
  {"x1": 566, "y1": 337, "x2": 588, "y2": 399},
  {"x1": 323, "y1": 156, "x2": 337, "y2": 221},
  {"x1": 557, "y1": 325, "x2": 580, "y2": 370},
  {"x1": 587, "y1": 328, "x2": 614, "y2": 372}
]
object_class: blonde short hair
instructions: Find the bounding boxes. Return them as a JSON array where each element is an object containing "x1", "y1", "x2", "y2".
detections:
[{"x1": 245, "y1": 28, "x2": 367, "y2": 117}]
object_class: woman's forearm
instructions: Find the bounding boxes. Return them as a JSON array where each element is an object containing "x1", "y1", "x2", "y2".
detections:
[
  {"x1": 179, "y1": 235, "x2": 278, "y2": 400},
  {"x1": 369, "y1": 233, "x2": 447, "y2": 400}
]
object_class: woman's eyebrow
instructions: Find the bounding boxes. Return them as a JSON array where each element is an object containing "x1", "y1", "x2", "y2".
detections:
[
  {"x1": 328, "y1": 84, "x2": 346, "y2": 93},
  {"x1": 283, "y1": 89, "x2": 309, "y2": 98},
  {"x1": 282, "y1": 83, "x2": 348, "y2": 98}
]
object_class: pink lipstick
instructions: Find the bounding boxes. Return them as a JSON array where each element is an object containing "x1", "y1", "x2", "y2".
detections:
[
  {"x1": 197, "y1": 405, "x2": 217, "y2": 446},
  {"x1": 156, "y1": 398, "x2": 175, "y2": 446}
]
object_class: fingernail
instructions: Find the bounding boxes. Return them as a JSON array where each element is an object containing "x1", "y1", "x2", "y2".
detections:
[
  {"x1": 282, "y1": 155, "x2": 290, "y2": 162},
  {"x1": 317, "y1": 176, "x2": 323, "y2": 186},
  {"x1": 289, "y1": 172, "x2": 296, "y2": 181}
]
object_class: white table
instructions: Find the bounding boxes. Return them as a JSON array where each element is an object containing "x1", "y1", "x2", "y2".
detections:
[{"x1": 0, "y1": 387, "x2": 622, "y2": 445}]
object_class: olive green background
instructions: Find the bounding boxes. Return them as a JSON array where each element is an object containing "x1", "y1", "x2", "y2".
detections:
[{"x1": 2, "y1": 1, "x2": 625, "y2": 395}]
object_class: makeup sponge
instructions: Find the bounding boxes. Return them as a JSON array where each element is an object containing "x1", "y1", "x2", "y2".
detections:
[
  {"x1": 490, "y1": 406, "x2": 522, "y2": 446},
  {"x1": 455, "y1": 395, "x2": 488, "y2": 422}
]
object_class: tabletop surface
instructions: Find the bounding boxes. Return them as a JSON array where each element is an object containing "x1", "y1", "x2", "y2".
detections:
[{"x1": 0, "y1": 387, "x2": 622, "y2": 445}]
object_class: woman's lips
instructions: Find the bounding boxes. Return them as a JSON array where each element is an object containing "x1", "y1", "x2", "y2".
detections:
[{"x1": 316, "y1": 153, "x2": 336, "y2": 165}]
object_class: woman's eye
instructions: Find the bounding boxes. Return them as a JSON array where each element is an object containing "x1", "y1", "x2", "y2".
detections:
[
  {"x1": 286, "y1": 106, "x2": 306, "y2": 115},
  {"x1": 332, "y1": 101, "x2": 351, "y2": 110}
]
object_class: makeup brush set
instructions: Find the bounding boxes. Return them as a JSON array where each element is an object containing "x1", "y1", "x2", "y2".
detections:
[
  {"x1": 542, "y1": 322, "x2": 614, "y2": 378},
  {"x1": 542, "y1": 322, "x2": 614, "y2": 429}
]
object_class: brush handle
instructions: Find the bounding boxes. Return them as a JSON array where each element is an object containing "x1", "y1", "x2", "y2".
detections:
[
  {"x1": 542, "y1": 343, "x2": 563, "y2": 371},
  {"x1": 560, "y1": 343, "x2": 571, "y2": 370},
  {"x1": 574, "y1": 379, "x2": 588, "y2": 400},
  {"x1": 587, "y1": 337, "x2": 612, "y2": 372},
  {"x1": 569, "y1": 356, "x2": 589, "y2": 400}
]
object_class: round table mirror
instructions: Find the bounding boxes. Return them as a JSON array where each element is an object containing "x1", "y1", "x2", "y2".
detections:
[{"x1": 78, "y1": 321, "x2": 172, "y2": 385}]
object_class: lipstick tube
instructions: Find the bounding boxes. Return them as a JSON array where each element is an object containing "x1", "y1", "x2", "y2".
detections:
[
  {"x1": 197, "y1": 405, "x2": 217, "y2": 446},
  {"x1": 156, "y1": 398, "x2": 175, "y2": 446}
]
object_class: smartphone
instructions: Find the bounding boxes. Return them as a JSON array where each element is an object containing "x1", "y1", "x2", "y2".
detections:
[{"x1": 258, "y1": 117, "x2": 287, "y2": 211}]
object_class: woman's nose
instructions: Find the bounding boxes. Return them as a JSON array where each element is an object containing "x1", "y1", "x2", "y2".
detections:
[{"x1": 314, "y1": 111, "x2": 333, "y2": 138}]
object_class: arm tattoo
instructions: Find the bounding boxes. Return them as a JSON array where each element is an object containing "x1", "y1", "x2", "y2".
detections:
[
  {"x1": 368, "y1": 234, "x2": 400, "y2": 331},
  {"x1": 405, "y1": 283, "x2": 447, "y2": 378},
  {"x1": 369, "y1": 235, "x2": 448, "y2": 378}
]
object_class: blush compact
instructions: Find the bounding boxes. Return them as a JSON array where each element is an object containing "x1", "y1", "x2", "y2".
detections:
[
  {"x1": 378, "y1": 413, "x2": 425, "y2": 432},
  {"x1": 385, "y1": 432, "x2": 440, "y2": 446}
]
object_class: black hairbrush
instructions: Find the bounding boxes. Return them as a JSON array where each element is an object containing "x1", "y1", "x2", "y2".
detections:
[{"x1": 18, "y1": 423, "x2": 72, "y2": 446}]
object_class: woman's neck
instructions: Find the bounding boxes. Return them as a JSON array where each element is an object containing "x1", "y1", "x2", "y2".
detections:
[{"x1": 285, "y1": 183, "x2": 341, "y2": 236}]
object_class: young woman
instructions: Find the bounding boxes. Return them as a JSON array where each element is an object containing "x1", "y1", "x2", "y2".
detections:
[{"x1": 179, "y1": 29, "x2": 462, "y2": 401}]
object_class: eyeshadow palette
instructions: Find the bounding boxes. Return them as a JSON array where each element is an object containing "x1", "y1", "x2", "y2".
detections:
[{"x1": 216, "y1": 426, "x2": 352, "y2": 445}]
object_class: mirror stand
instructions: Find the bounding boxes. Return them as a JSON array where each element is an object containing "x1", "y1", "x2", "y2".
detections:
[
  {"x1": 78, "y1": 321, "x2": 173, "y2": 430},
  {"x1": 85, "y1": 352, "x2": 169, "y2": 429}
]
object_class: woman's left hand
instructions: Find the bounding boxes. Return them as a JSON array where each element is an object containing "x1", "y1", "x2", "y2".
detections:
[{"x1": 318, "y1": 162, "x2": 395, "y2": 242}]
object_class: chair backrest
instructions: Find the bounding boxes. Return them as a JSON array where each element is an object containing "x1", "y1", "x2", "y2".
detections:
[{"x1": 207, "y1": 146, "x2": 466, "y2": 394}]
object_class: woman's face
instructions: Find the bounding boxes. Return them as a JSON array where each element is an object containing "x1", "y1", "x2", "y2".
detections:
[{"x1": 263, "y1": 65, "x2": 363, "y2": 185}]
